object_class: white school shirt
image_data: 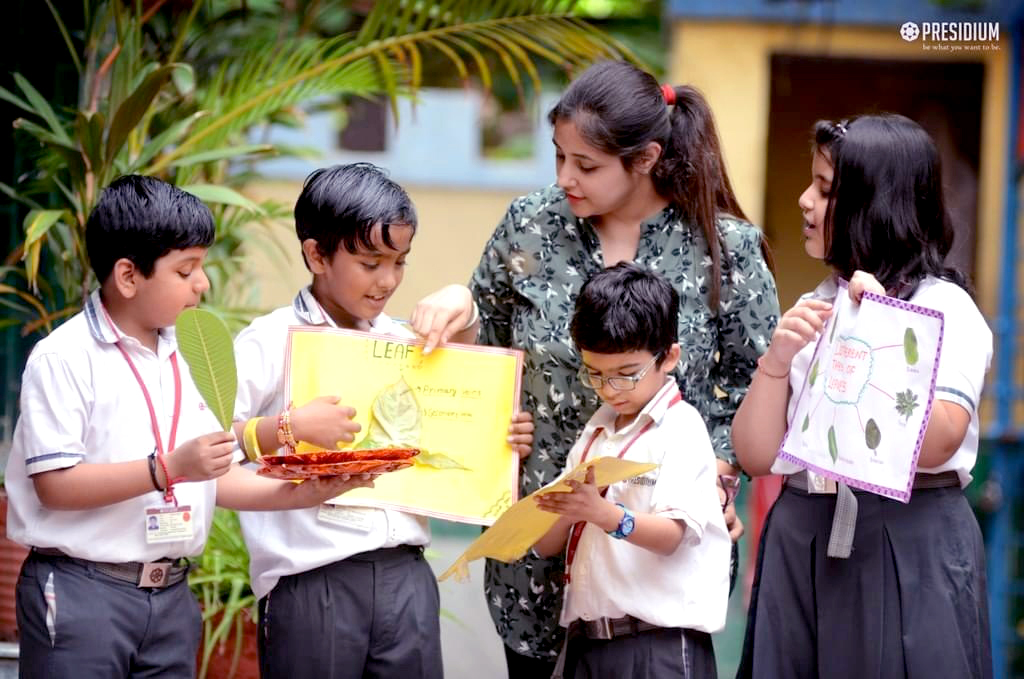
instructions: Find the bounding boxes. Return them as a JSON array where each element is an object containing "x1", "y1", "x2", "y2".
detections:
[
  {"x1": 6, "y1": 290, "x2": 221, "y2": 562},
  {"x1": 234, "y1": 286, "x2": 430, "y2": 600},
  {"x1": 771, "y1": 276, "x2": 992, "y2": 486},
  {"x1": 557, "y1": 379, "x2": 731, "y2": 634}
]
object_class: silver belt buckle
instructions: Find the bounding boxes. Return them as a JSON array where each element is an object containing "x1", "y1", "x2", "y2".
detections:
[
  {"x1": 585, "y1": 617, "x2": 614, "y2": 640},
  {"x1": 138, "y1": 562, "x2": 172, "y2": 588}
]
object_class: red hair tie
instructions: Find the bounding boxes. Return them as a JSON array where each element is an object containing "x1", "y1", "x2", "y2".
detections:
[{"x1": 660, "y1": 83, "x2": 676, "y2": 106}]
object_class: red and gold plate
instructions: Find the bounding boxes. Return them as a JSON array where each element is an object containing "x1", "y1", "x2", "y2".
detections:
[{"x1": 257, "y1": 449, "x2": 418, "y2": 480}]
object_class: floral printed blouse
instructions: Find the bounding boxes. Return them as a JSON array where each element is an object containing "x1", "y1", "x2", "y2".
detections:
[{"x1": 469, "y1": 184, "x2": 780, "y2": 659}]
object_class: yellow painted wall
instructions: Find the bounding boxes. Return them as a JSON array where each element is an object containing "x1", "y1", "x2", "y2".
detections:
[
  {"x1": 242, "y1": 181, "x2": 524, "y2": 319},
  {"x1": 668, "y1": 20, "x2": 1009, "y2": 316}
]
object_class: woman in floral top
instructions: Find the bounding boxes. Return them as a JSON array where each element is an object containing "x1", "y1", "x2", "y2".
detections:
[{"x1": 415, "y1": 61, "x2": 779, "y2": 676}]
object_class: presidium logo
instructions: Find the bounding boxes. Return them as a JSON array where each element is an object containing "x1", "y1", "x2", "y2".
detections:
[{"x1": 899, "y1": 21, "x2": 1001, "y2": 51}]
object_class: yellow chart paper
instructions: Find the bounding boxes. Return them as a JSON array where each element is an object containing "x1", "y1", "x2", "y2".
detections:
[
  {"x1": 440, "y1": 457, "x2": 658, "y2": 581},
  {"x1": 286, "y1": 327, "x2": 523, "y2": 525}
]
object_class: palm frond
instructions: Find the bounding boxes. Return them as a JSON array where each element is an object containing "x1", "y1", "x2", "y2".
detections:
[{"x1": 148, "y1": 2, "x2": 633, "y2": 173}]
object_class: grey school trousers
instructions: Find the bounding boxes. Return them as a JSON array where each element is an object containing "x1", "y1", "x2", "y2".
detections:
[
  {"x1": 257, "y1": 545, "x2": 442, "y2": 679},
  {"x1": 16, "y1": 550, "x2": 200, "y2": 679}
]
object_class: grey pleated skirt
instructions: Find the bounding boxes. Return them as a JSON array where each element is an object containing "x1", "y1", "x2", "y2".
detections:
[{"x1": 737, "y1": 483, "x2": 992, "y2": 679}]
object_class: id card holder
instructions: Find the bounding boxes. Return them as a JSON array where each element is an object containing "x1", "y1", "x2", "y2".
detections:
[
  {"x1": 317, "y1": 504, "x2": 374, "y2": 533},
  {"x1": 145, "y1": 505, "x2": 195, "y2": 543}
]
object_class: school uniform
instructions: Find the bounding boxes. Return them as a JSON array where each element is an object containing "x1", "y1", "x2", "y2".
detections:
[
  {"x1": 739, "y1": 276, "x2": 993, "y2": 679},
  {"x1": 7, "y1": 290, "x2": 222, "y2": 678},
  {"x1": 234, "y1": 287, "x2": 439, "y2": 679},
  {"x1": 556, "y1": 379, "x2": 730, "y2": 679}
]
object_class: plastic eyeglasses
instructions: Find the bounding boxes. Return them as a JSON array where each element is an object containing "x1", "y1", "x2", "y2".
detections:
[{"x1": 578, "y1": 354, "x2": 660, "y2": 392}]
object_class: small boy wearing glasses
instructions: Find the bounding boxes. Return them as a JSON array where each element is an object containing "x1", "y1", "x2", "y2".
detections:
[{"x1": 532, "y1": 262, "x2": 730, "y2": 678}]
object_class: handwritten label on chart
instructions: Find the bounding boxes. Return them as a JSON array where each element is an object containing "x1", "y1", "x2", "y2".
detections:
[
  {"x1": 779, "y1": 280, "x2": 944, "y2": 502},
  {"x1": 285, "y1": 327, "x2": 524, "y2": 524}
]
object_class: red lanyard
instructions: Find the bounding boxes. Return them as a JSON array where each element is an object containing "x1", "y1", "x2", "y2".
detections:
[
  {"x1": 563, "y1": 392, "x2": 681, "y2": 584},
  {"x1": 102, "y1": 306, "x2": 182, "y2": 505}
]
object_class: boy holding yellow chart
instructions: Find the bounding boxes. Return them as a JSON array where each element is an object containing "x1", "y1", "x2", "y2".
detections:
[
  {"x1": 231, "y1": 163, "x2": 531, "y2": 679},
  {"x1": 531, "y1": 263, "x2": 730, "y2": 679}
]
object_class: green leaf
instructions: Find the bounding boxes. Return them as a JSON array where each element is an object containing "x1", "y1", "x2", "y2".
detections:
[
  {"x1": 175, "y1": 308, "x2": 237, "y2": 431},
  {"x1": 169, "y1": 144, "x2": 274, "y2": 168},
  {"x1": 171, "y1": 63, "x2": 195, "y2": 97},
  {"x1": 179, "y1": 184, "x2": 266, "y2": 214},
  {"x1": 106, "y1": 65, "x2": 175, "y2": 165},
  {"x1": 23, "y1": 210, "x2": 65, "y2": 248},
  {"x1": 827, "y1": 425, "x2": 838, "y2": 463},
  {"x1": 13, "y1": 73, "x2": 72, "y2": 145},
  {"x1": 865, "y1": 418, "x2": 881, "y2": 451},
  {"x1": 372, "y1": 377, "x2": 422, "y2": 444},
  {"x1": 903, "y1": 327, "x2": 919, "y2": 366},
  {"x1": 414, "y1": 449, "x2": 471, "y2": 471},
  {"x1": 808, "y1": 359, "x2": 819, "y2": 387},
  {"x1": 829, "y1": 305, "x2": 840, "y2": 343},
  {"x1": 801, "y1": 414, "x2": 809, "y2": 432}
]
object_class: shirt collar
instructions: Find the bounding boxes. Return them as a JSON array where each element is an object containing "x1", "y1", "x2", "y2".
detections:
[
  {"x1": 588, "y1": 377, "x2": 681, "y2": 436},
  {"x1": 292, "y1": 286, "x2": 394, "y2": 333},
  {"x1": 83, "y1": 288, "x2": 176, "y2": 353},
  {"x1": 293, "y1": 286, "x2": 333, "y2": 326}
]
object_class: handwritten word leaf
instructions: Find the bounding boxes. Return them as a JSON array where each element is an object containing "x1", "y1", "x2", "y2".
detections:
[
  {"x1": 175, "y1": 308, "x2": 237, "y2": 431},
  {"x1": 865, "y1": 419, "x2": 881, "y2": 451},
  {"x1": 903, "y1": 328, "x2": 919, "y2": 365},
  {"x1": 827, "y1": 426, "x2": 838, "y2": 463}
]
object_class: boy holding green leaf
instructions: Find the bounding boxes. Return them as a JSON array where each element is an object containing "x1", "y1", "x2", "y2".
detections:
[
  {"x1": 232, "y1": 163, "x2": 532, "y2": 679},
  {"x1": 6, "y1": 175, "x2": 370, "y2": 679}
]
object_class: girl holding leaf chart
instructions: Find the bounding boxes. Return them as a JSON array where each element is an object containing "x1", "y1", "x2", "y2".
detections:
[{"x1": 732, "y1": 114, "x2": 992, "y2": 678}]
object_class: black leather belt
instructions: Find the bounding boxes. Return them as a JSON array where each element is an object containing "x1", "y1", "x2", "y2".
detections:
[
  {"x1": 572, "y1": 615, "x2": 661, "y2": 640},
  {"x1": 32, "y1": 548, "x2": 191, "y2": 588}
]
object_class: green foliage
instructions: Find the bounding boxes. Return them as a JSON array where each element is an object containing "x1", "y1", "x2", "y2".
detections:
[
  {"x1": 2, "y1": 0, "x2": 633, "y2": 337},
  {"x1": 827, "y1": 425, "x2": 838, "y2": 463},
  {"x1": 175, "y1": 308, "x2": 238, "y2": 431},
  {"x1": 189, "y1": 508, "x2": 255, "y2": 679},
  {"x1": 808, "y1": 359, "x2": 819, "y2": 386}
]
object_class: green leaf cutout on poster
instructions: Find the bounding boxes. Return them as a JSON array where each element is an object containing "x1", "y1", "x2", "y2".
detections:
[
  {"x1": 865, "y1": 418, "x2": 881, "y2": 451},
  {"x1": 175, "y1": 308, "x2": 237, "y2": 431},
  {"x1": 829, "y1": 306, "x2": 840, "y2": 343},
  {"x1": 827, "y1": 426, "x2": 838, "y2": 463},
  {"x1": 802, "y1": 414, "x2": 810, "y2": 432},
  {"x1": 808, "y1": 359, "x2": 819, "y2": 387},
  {"x1": 903, "y1": 327, "x2": 919, "y2": 365},
  {"x1": 354, "y1": 377, "x2": 470, "y2": 471}
]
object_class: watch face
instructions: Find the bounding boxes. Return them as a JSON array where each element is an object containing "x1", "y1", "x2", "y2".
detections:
[{"x1": 621, "y1": 515, "x2": 636, "y2": 537}]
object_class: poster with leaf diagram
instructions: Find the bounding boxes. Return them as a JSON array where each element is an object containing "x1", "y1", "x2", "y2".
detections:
[
  {"x1": 285, "y1": 326, "x2": 524, "y2": 524},
  {"x1": 778, "y1": 279, "x2": 944, "y2": 502}
]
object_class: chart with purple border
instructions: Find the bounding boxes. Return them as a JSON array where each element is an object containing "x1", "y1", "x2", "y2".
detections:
[{"x1": 778, "y1": 279, "x2": 944, "y2": 502}]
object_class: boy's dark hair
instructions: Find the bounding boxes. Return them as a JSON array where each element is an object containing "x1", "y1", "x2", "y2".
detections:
[
  {"x1": 814, "y1": 114, "x2": 968, "y2": 295},
  {"x1": 549, "y1": 60, "x2": 761, "y2": 308},
  {"x1": 570, "y1": 262, "x2": 679, "y2": 361},
  {"x1": 85, "y1": 175, "x2": 215, "y2": 284},
  {"x1": 294, "y1": 163, "x2": 417, "y2": 268}
]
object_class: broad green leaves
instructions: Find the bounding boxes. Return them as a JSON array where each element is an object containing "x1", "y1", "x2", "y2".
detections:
[{"x1": 175, "y1": 308, "x2": 237, "y2": 431}]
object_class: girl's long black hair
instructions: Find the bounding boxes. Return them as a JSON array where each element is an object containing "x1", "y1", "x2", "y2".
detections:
[
  {"x1": 814, "y1": 114, "x2": 969, "y2": 296},
  {"x1": 548, "y1": 60, "x2": 767, "y2": 309}
]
